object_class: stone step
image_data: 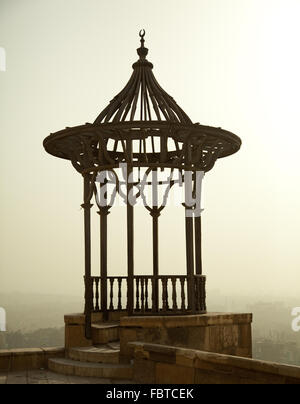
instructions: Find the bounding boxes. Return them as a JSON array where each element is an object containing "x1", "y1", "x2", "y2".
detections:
[
  {"x1": 68, "y1": 343, "x2": 120, "y2": 364},
  {"x1": 91, "y1": 322, "x2": 119, "y2": 344},
  {"x1": 48, "y1": 358, "x2": 133, "y2": 380}
]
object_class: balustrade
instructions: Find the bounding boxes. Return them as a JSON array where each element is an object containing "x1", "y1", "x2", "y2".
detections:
[{"x1": 90, "y1": 274, "x2": 206, "y2": 315}]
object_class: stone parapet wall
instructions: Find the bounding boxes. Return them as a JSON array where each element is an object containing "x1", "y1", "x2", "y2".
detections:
[
  {"x1": 0, "y1": 347, "x2": 65, "y2": 372},
  {"x1": 120, "y1": 313, "x2": 252, "y2": 362},
  {"x1": 130, "y1": 342, "x2": 300, "y2": 384}
]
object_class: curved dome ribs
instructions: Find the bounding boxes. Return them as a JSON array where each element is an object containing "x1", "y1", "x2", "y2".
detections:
[
  {"x1": 94, "y1": 53, "x2": 192, "y2": 125},
  {"x1": 43, "y1": 32, "x2": 241, "y2": 174},
  {"x1": 147, "y1": 68, "x2": 191, "y2": 124}
]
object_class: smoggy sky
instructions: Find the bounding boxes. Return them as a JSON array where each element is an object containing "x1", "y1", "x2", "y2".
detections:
[{"x1": 0, "y1": 0, "x2": 299, "y2": 300}]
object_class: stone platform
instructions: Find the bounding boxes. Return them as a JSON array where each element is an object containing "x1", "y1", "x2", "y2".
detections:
[
  {"x1": 59, "y1": 312, "x2": 252, "y2": 379},
  {"x1": 5, "y1": 312, "x2": 300, "y2": 384},
  {"x1": 64, "y1": 312, "x2": 252, "y2": 364}
]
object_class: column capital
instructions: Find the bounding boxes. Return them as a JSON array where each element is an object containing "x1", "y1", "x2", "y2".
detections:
[
  {"x1": 81, "y1": 202, "x2": 93, "y2": 209},
  {"x1": 150, "y1": 209, "x2": 161, "y2": 218},
  {"x1": 97, "y1": 207, "x2": 111, "y2": 216}
]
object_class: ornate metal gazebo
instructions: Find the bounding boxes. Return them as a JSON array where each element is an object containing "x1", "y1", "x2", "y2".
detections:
[{"x1": 44, "y1": 31, "x2": 241, "y2": 337}]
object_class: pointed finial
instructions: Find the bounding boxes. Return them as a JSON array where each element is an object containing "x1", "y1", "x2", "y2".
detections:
[
  {"x1": 139, "y1": 29, "x2": 145, "y2": 48},
  {"x1": 137, "y1": 29, "x2": 148, "y2": 59}
]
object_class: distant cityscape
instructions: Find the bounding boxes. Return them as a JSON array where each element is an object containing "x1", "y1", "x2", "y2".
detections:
[
  {"x1": 0, "y1": 291, "x2": 299, "y2": 366},
  {"x1": 208, "y1": 292, "x2": 300, "y2": 366},
  {"x1": 253, "y1": 337, "x2": 300, "y2": 366}
]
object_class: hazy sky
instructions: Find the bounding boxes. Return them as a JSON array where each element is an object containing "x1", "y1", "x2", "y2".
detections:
[{"x1": 0, "y1": 0, "x2": 299, "y2": 301}]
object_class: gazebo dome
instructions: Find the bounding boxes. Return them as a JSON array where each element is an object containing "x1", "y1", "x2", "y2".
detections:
[
  {"x1": 43, "y1": 30, "x2": 241, "y2": 174},
  {"x1": 94, "y1": 30, "x2": 192, "y2": 125}
]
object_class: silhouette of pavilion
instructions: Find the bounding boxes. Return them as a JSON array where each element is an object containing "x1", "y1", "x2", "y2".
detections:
[{"x1": 44, "y1": 31, "x2": 241, "y2": 337}]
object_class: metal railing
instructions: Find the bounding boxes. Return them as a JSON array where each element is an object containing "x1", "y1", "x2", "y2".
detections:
[{"x1": 88, "y1": 274, "x2": 206, "y2": 316}]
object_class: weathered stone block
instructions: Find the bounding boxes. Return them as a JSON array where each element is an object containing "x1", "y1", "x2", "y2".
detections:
[
  {"x1": 108, "y1": 311, "x2": 128, "y2": 322},
  {"x1": 0, "y1": 350, "x2": 11, "y2": 371},
  {"x1": 238, "y1": 323, "x2": 252, "y2": 354},
  {"x1": 146, "y1": 344, "x2": 176, "y2": 364},
  {"x1": 64, "y1": 312, "x2": 103, "y2": 325},
  {"x1": 103, "y1": 365, "x2": 133, "y2": 380},
  {"x1": 136, "y1": 327, "x2": 166, "y2": 344},
  {"x1": 235, "y1": 347, "x2": 252, "y2": 358},
  {"x1": 42, "y1": 347, "x2": 65, "y2": 367},
  {"x1": 119, "y1": 328, "x2": 138, "y2": 362},
  {"x1": 11, "y1": 349, "x2": 44, "y2": 371},
  {"x1": 223, "y1": 325, "x2": 239, "y2": 348},
  {"x1": 49, "y1": 358, "x2": 75, "y2": 376},
  {"x1": 231, "y1": 366, "x2": 284, "y2": 384},
  {"x1": 134, "y1": 346, "x2": 150, "y2": 361},
  {"x1": 156, "y1": 363, "x2": 195, "y2": 384},
  {"x1": 92, "y1": 324, "x2": 119, "y2": 345},
  {"x1": 166, "y1": 326, "x2": 189, "y2": 346},
  {"x1": 176, "y1": 349, "x2": 196, "y2": 368},
  {"x1": 195, "y1": 368, "x2": 240, "y2": 384},
  {"x1": 185, "y1": 326, "x2": 207, "y2": 350},
  {"x1": 65, "y1": 324, "x2": 92, "y2": 348},
  {"x1": 133, "y1": 358, "x2": 155, "y2": 384},
  {"x1": 0, "y1": 374, "x2": 7, "y2": 384}
]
